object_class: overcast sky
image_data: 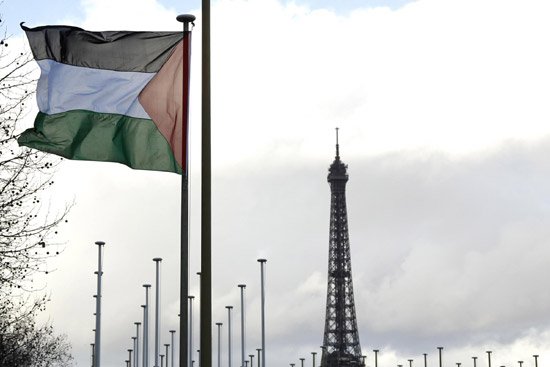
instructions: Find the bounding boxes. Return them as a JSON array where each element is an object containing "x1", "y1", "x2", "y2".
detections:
[{"x1": 5, "y1": 0, "x2": 550, "y2": 366}]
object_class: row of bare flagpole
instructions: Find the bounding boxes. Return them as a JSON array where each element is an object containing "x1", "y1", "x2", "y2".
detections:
[
  {"x1": 286, "y1": 346, "x2": 541, "y2": 367},
  {"x1": 88, "y1": 242, "x2": 543, "y2": 367},
  {"x1": 89, "y1": 241, "x2": 268, "y2": 367},
  {"x1": 89, "y1": 241, "x2": 169, "y2": 367}
]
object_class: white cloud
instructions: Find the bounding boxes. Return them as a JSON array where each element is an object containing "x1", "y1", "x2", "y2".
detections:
[
  {"x1": 79, "y1": 0, "x2": 183, "y2": 30},
  {"x1": 208, "y1": 0, "x2": 550, "y2": 169}
]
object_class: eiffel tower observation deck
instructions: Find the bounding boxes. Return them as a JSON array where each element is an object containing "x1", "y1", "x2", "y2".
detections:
[{"x1": 321, "y1": 128, "x2": 363, "y2": 367}]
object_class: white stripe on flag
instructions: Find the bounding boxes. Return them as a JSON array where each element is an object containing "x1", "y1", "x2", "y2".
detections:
[{"x1": 36, "y1": 59, "x2": 154, "y2": 119}]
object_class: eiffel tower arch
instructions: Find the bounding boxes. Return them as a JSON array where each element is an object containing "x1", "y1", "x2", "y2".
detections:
[{"x1": 321, "y1": 129, "x2": 363, "y2": 367}]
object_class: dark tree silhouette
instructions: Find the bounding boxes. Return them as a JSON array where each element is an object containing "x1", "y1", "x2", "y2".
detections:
[
  {"x1": 0, "y1": 295, "x2": 73, "y2": 367},
  {"x1": 0, "y1": 16, "x2": 70, "y2": 296},
  {"x1": 0, "y1": 14, "x2": 73, "y2": 367}
]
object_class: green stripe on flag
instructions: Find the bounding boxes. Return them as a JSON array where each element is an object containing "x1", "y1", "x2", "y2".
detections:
[{"x1": 18, "y1": 111, "x2": 183, "y2": 174}]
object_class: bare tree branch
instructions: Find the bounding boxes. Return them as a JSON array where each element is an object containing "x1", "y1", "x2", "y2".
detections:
[{"x1": 0, "y1": 16, "x2": 74, "y2": 366}]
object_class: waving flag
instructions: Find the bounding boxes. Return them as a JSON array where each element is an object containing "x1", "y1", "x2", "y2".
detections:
[{"x1": 19, "y1": 24, "x2": 190, "y2": 174}]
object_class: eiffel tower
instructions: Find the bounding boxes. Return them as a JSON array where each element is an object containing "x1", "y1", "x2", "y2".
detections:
[{"x1": 321, "y1": 129, "x2": 363, "y2": 367}]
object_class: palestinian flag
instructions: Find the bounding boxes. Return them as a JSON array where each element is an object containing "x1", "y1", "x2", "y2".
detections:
[{"x1": 18, "y1": 24, "x2": 191, "y2": 175}]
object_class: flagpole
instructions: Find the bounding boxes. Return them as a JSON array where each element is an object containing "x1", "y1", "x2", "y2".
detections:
[
  {"x1": 94, "y1": 241, "x2": 105, "y2": 367},
  {"x1": 177, "y1": 13, "x2": 196, "y2": 367},
  {"x1": 154, "y1": 257, "x2": 163, "y2": 367},
  {"x1": 200, "y1": 0, "x2": 212, "y2": 367}
]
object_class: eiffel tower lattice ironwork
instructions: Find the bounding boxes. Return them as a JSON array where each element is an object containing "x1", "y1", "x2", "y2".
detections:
[{"x1": 321, "y1": 129, "x2": 362, "y2": 367}]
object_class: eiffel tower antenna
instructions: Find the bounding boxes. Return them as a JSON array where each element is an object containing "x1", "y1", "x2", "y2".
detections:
[{"x1": 335, "y1": 127, "x2": 340, "y2": 158}]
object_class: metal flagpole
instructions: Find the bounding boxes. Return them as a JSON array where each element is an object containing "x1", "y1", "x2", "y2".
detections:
[
  {"x1": 257, "y1": 259, "x2": 267, "y2": 367},
  {"x1": 176, "y1": 14, "x2": 195, "y2": 367},
  {"x1": 154, "y1": 258, "x2": 163, "y2": 367},
  {"x1": 200, "y1": 0, "x2": 212, "y2": 365},
  {"x1": 133, "y1": 339, "x2": 137, "y2": 367},
  {"x1": 196, "y1": 272, "x2": 201, "y2": 367},
  {"x1": 144, "y1": 285, "x2": 152, "y2": 367},
  {"x1": 135, "y1": 323, "x2": 142, "y2": 367},
  {"x1": 226, "y1": 306, "x2": 233, "y2": 367},
  {"x1": 170, "y1": 330, "x2": 177, "y2": 367},
  {"x1": 238, "y1": 285, "x2": 246, "y2": 367},
  {"x1": 94, "y1": 241, "x2": 105, "y2": 367},
  {"x1": 142, "y1": 305, "x2": 148, "y2": 367},
  {"x1": 189, "y1": 296, "x2": 195, "y2": 367},
  {"x1": 216, "y1": 323, "x2": 223, "y2": 367}
]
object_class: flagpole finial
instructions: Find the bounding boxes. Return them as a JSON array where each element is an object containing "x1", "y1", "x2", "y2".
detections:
[{"x1": 177, "y1": 14, "x2": 196, "y2": 31}]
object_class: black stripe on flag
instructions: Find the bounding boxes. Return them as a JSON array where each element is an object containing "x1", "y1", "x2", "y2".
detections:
[{"x1": 22, "y1": 24, "x2": 185, "y2": 73}]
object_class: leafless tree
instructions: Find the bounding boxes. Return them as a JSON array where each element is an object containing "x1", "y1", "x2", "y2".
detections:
[
  {"x1": 0, "y1": 294, "x2": 73, "y2": 366},
  {"x1": 0, "y1": 18, "x2": 70, "y2": 296},
  {"x1": 0, "y1": 14, "x2": 73, "y2": 367}
]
